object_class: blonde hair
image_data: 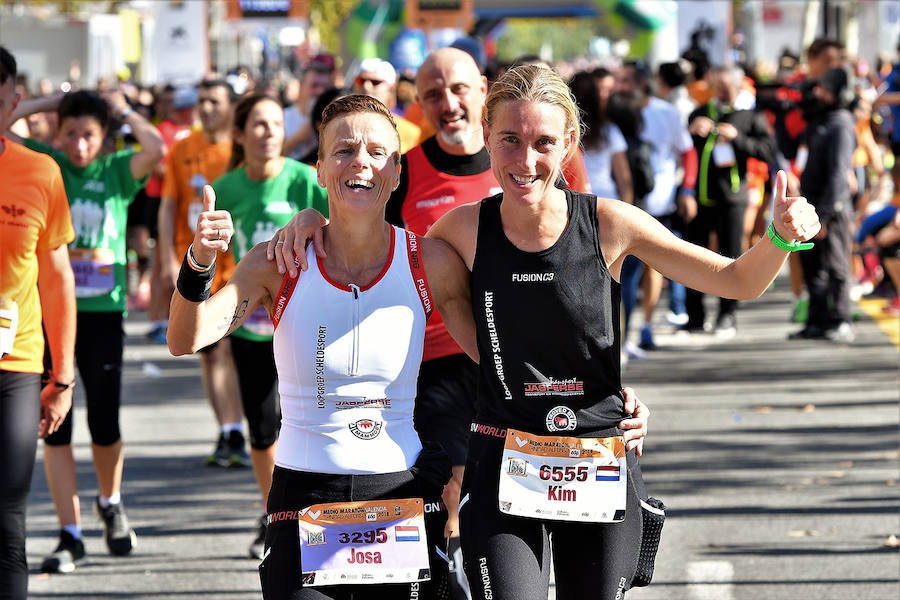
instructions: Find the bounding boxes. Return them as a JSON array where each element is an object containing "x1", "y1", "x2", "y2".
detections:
[{"x1": 484, "y1": 64, "x2": 581, "y2": 161}]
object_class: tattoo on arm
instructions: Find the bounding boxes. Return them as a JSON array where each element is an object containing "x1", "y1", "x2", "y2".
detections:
[
  {"x1": 230, "y1": 299, "x2": 249, "y2": 332},
  {"x1": 214, "y1": 298, "x2": 249, "y2": 335}
]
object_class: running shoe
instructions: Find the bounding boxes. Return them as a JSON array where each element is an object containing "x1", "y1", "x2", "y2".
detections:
[
  {"x1": 206, "y1": 433, "x2": 230, "y2": 467},
  {"x1": 624, "y1": 341, "x2": 646, "y2": 361},
  {"x1": 678, "y1": 320, "x2": 709, "y2": 334},
  {"x1": 665, "y1": 311, "x2": 689, "y2": 326},
  {"x1": 40, "y1": 530, "x2": 85, "y2": 573},
  {"x1": 788, "y1": 325, "x2": 826, "y2": 340},
  {"x1": 249, "y1": 515, "x2": 267, "y2": 560},
  {"x1": 227, "y1": 430, "x2": 252, "y2": 468},
  {"x1": 883, "y1": 296, "x2": 900, "y2": 317},
  {"x1": 791, "y1": 297, "x2": 809, "y2": 324},
  {"x1": 823, "y1": 322, "x2": 855, "y2": 343},
  {"x1": 145, "y1": 324, "x2": 168, "y2": 345},
  {"x1": 714, "y1": 313, "x2": 737, "y2": 339},
  {"x1": 638, "y1": 324, "x2": 656, "y2": 350},
  {"x1": 95, "y1": 497, "x2": 137, "y2": 556},
  {"x1": 850, "y1": 280, "x2": 874, "y2": 301}
]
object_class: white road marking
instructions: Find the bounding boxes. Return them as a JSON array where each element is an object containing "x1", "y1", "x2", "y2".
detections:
[{"x1": 686, "y1": 560, "x2": 735, "y2": 600}]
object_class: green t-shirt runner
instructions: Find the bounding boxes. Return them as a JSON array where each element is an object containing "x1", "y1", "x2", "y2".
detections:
[
  {"x1": 24, "y1": 138, "x2": 147, "y2": 313},
  {"x1": 213, "y1": 157, "x2": 328, "y2": 341}
]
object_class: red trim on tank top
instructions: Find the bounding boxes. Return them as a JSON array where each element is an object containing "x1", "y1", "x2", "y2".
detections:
[
  {"x1": 271, "y1": 260, "x2": 301, "y2": 331},
  {"x1": 404, "y1": 229, "x2": 434, "y2": 320},
  {"x1": 316, "y1": 226, "x2": 396, "y2": 292}
]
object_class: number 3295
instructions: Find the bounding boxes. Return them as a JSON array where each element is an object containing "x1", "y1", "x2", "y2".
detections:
[{"x1": 338, "y1": 528, "x2": 388, "y2": 544}]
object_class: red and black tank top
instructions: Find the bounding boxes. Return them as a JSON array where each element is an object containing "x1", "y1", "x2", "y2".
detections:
[{"x1": 398, "y1": 139, "x2": 500, "y2": 361}]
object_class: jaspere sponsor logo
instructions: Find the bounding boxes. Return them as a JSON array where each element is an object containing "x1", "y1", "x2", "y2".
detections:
[
  {"x1": 524, "y1": 377, "x2": 585, "y2": 397},
  {"x1": 335, "y1": 398, "x2": 390, "y2": 410}
]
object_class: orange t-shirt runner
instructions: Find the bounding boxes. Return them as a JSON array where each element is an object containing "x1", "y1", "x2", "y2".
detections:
[
  {"x1": 0, "y1": 138, "x2": 75, "y2": 374},
  {"x1": 161, "y1": 130, "x2": 235, "y2": 288}
]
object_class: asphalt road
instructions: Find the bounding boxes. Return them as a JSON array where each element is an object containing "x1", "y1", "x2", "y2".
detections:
[{"x1": 24, "y1": 276, "x2": 899, "y2": 600}]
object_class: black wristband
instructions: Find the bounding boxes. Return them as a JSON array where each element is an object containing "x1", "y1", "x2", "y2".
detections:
[
  {"x1": 177, "y1": 252, "x2": 216, "y2": 302},
  {"x1": 54, "y1": 380, "x2": 75, "y2": 390}
]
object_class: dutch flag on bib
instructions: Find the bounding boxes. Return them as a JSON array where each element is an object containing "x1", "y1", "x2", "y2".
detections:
[
  {"x1": 596, "y1": 465, "x2": 620, "y2": 482},
  {"x1": 395, "y1": 526, "x2": 420, "y2": 542}
]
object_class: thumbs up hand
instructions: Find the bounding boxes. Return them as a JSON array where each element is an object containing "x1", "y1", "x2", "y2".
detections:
[
  {"x1": 192, "y1": 185, "x2": 234, "y2": 266},
  {"x1": 771, "y1": 170, "x2": 820, "y2": 242}
]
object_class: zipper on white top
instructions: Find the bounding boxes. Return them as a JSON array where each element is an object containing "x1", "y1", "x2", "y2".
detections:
[{"x1": 348, "y1": 284, "x2": 360, "y2": 376}]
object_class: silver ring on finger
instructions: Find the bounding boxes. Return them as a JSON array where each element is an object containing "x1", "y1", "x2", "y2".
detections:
[{"x1": 276, "y1": 240, "x2": 285, "y2": 245}]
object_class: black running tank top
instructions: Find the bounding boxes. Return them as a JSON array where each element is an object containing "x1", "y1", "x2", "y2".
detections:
[{"x1": 470, "y1": 189, "x2": 625, "y2": 434}]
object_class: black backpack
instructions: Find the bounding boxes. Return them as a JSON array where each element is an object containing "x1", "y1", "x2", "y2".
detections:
[{"x1": 624, "y1": 136, "x2": 655, "y2": 205}]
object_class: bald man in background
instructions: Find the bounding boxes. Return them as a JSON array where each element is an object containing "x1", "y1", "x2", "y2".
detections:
[{"x1": 386, "y1": 47, "x2": 500, "y2": 599}]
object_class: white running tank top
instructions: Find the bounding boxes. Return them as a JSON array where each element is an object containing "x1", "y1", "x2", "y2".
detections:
[{"x1": 271, "y1": 226, "x2": 434, "y2": 474}]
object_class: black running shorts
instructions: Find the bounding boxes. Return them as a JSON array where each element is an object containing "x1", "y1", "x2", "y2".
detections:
[
  {"x1": 260, "y1": 444, "x2": 452, "y2": 599},
  {"x1": 413, "y1": 353, "x2": 477, "y2": 466}
]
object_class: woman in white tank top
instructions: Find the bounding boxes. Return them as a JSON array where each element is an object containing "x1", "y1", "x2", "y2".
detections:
[{"x1": 167, "y1": 95, "x2": 478, "y2": 599}]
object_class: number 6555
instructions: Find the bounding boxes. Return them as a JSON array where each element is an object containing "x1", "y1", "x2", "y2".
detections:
[{"x1": 539, "y1": 465, "x2": 587, "y2": 482}]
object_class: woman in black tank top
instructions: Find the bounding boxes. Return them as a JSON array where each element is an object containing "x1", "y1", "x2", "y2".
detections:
[
  {"x1": 426, "y1": 65, "x2": 820, "y2": 600},
  {"x1": 470, "y1": 188, "x2": 624, "y2": 434}
]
